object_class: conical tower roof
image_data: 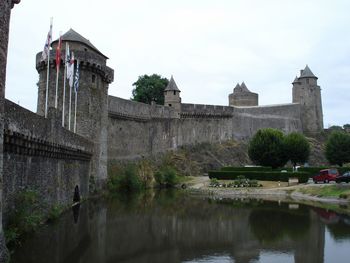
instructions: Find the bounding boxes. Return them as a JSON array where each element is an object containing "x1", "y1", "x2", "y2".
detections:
[
  {"x1": 233, "y1": 83, "x2": 241, "y2": 92},
  {"x1": 52, "y1": 28, "x2": 108, "y2": 59},
  {"x1": 240, "y1": 82, "x2": 250, "y2": 92},
  {"x1": 299, "y1": 65, "x2": 317, "y2": 79},
  {"x1": 164, "y1": 76, "x2": 180, "y2": 92},
  {"x1": 292, "y1": 76, "x2": 300, "y2": 84}
]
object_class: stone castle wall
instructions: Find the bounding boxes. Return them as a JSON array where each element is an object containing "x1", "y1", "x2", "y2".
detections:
[
  {"x1": 1, "y1": 1, "x2": 20, "y2": 260},
  {"x1": 3, "y1": 100, "x2": 93, "y2": 224},
  {"x1": 107, "y1": 97, "x2": 301, "y2": 160},
  {"x1": 232, "y1": 103, "x2": 302, "y2": 139}
]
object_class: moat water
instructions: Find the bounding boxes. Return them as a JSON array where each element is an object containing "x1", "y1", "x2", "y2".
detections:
[{"x1": 11, "y1": 190, "x2": 350, "y2": 263}]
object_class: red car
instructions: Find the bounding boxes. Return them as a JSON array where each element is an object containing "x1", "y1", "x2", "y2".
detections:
[{"x1": 313, "y1": 169, "x2": 339, "y2": 183}]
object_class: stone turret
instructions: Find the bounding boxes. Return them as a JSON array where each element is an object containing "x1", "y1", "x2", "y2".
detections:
[
  {"x1": 36, "y1": 29, "x2": 114, "y2": 188},
  {"x1": 164, "y1": 76, "x2": 181, "y2": 112},
  {"x1": 292, "y1": 65, "x2": 323, "y2": 133},
  {"x1": 229, "y1": 82, "x2": 258, "y2": 106}
]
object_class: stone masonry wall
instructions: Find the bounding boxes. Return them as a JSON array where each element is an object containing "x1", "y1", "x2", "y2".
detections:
[
  {"x1": 3, "y1": 100, "x2": 93, "y2": 224},
  {"x1": 107, "y1": 98, "x2": 302, "y2": 160},
  {"x1": 232, "y1": 103, "x2": 302, "y2": 139},
  {"x1": 1, "y1": 0, "x2": 20, "y2": 260}
]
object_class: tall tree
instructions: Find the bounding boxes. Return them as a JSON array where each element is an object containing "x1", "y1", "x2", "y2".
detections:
[
  {"x1": 248, "y1": 128, "x2": 288, "y2": 168},
  {"x1": 131, "y1": 74, "x2": 169, "y2": 105},
  {"x1": 284, "y1": 132, "x2": 310, "y2": 169},
  {"x1": 325, "y1": 131, "x2": 350, "y2": 167}
]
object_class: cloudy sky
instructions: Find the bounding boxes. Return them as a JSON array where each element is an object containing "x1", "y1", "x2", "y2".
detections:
[{"x1": 6, "y1": 0, "x2": 350, "y2": 126}]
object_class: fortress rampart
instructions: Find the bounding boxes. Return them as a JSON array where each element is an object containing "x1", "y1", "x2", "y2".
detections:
[{"x1": 3, "y1": 100, "x2": 92, "y2": 223}]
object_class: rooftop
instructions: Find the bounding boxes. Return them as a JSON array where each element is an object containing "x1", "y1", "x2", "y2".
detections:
[
  {"x1": 52, "y1": 28, "x2": 108, "y2": 59},
  {"x1": 164, "y1": 76, "x2": 181, "y2": 92}
]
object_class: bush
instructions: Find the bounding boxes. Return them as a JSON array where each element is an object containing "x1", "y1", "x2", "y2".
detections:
[
  {"x1": 248, "y1": 128, "x2": 288, "y2": 168},
  {"x1": 155, "y1": 166, "x2": 178, "y2": 187},
  {"x1": 108, "y1": 164, "x2": 143, "y2": 193},
  {"x1": 325, "y1": 131, "x2": 350, "y2": 167},
  {"x1": 210, "y1": 178, "x2": 220, "y2": 187},
  {"x1": 5, "y1": 190, "x2": 45, "y2": 245},
  {"x1": 208, "y1": 170, "x2": 309, "y2": 183},
  {"x1": 221, "y1": 166, "x2": 272, "y2": 172}
]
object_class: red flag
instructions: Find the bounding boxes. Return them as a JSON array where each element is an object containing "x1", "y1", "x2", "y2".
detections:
[{"x1": 55, "y1": 35, "x2": 62, "y2": 71}]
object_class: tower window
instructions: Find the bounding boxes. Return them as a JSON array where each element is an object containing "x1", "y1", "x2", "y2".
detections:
[
  {"x1": 169, "y1": 104, "x2": 172, "y2": 107},
  {"x1": 92, "y1": 74, "x2": 96, "y2": 83},
  {"x1": 306, "y1": 79, "x2": 309, "y2": 84},
  {"x1": 173, "y1": 91, "x2": 176, "y2": 95}
]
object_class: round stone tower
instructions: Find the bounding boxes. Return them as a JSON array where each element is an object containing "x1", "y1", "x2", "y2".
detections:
[
  {"x1": 164, "y1": 76, "x2": 181, "y2": 112},
  {"x1": 36, "y1": 29, "x2": 114, "y2": 187},
  {"x1": 292, "y1": 65, "x2": 323, "y2": 133},
  {"x1": 229, "y1": 82, "x2": 258, "y2": 106}
]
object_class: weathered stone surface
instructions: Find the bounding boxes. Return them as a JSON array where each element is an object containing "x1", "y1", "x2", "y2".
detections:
[
  {"x1": 36, "y1": 31, "x2": 114, "y2": 188},
  {"x1": 292, "y1": 65, "x2": 323, "y2": 133},
  {"x1": 1, "y1": 0, "x2": 20, "y2": 261},
  {"x1": 3, "y1": 100, "x2": 93, "y2": 223}
]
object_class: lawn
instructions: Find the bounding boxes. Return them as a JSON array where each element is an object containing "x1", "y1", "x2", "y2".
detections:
[{"x1": 297, "y1": 184, "x2": 350, "y2": 199}]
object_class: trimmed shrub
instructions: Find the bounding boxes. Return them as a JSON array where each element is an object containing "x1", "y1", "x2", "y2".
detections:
[
  {"x1": 208, "y1": 171, "x2": 309, "y2": 183},
  {"x1": 221, "y1": 166, "x2": 272, "y2": 172}
]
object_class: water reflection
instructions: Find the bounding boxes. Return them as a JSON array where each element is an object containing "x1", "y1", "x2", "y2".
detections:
[{"x1": 10, "y1": 191, "x2": 350, "y2": 263}]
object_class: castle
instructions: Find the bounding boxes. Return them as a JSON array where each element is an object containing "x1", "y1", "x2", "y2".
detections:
[
  {"x1": 0, "y1": 8, "x2": 325, "y2": 257},
  {"x1": 0, "y1": 27, "x2": 324, "y2": 236},
  {"x1": 34, "y1": 29, "x2": 323, "y2": 183}
]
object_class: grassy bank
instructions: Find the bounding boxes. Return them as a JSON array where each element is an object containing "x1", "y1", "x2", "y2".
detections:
[{"x1": 297, "y1": 185, "x2": 350, "y2": 199}]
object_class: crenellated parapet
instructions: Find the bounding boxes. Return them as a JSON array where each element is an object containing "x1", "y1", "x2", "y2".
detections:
[{"x1": 36, "y1": 50, "x2": 114, "y2": 84}]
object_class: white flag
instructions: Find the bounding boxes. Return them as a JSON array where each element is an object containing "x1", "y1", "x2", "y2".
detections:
[
  {"x1": 67, "y1": 52, "x2": 75, "y2": 88},
  {"x1": 41, "y1": 22, "x2": 52, "y2": 61}
]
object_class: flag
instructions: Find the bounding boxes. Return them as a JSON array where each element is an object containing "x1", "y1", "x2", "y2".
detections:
[
  {"x1": 41, "y1": 22, "x2": 52, "y2": 61},
  {"x1": 74, "y1": 61, "x2": 80, "y2": 93},
  {"x1": 55, "y1": 34, "x2": 62, "y2": 70},
  {"x1": 67, "y1": 52, "x2": 75, "y2": 88},
  {"x1": 65, "y1": 43, "x2": 70, "y2": 66}
]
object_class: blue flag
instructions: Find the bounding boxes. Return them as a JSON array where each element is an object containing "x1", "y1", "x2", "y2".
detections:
[{"x1": 74, "y1": 61, "x2": 79, "y2": 93}]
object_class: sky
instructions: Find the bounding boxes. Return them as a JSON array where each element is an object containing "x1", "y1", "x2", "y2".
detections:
[{"x1": 6, "y1": 0, "x2": 350, "y2": 127}]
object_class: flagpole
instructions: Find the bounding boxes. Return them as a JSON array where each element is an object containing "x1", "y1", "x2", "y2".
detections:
[
  {"x1": 45, "y1": 18, "x2": 53, "y2": 118},
  {"x1": 45, "y1": 49, "x2": 50, "y2": 118},
  {"x1": 74, "y1": 87, "x2": 78, "y2": 133},
  {"x1": 68, "y1": 70, "x2": 72, "y2": 131},
  {"x1": 62, "y1": 42, "x2": 67, "y2": 127},
  {"x1": 74, "y1": 60, "x2": 79, "y2": 133},
  {"x1": 55, "y1": 32, "x2": 62, "y2": 108}
]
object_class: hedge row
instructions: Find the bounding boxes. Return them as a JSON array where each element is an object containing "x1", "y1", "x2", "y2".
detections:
[
  {"x1": 220, "y1": 166, "x2": 350, "y2": 176},
  {"x1": 208, "y1": 171, "x2": 310, "y2": 183},
  {"x1": 221, "y1": 166, "x2": 272, "y2": 172},
  {"x1": 299, "y1": 167, "x2": 349, "y2": 176}
]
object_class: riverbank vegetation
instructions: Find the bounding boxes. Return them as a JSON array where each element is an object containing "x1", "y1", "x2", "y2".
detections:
[
  {"x1": 5, "y1": 189, "x2": 65, "y2": 247},
  {"x1": 297, "y1": 185, "x2": 350, "y2": 199}
]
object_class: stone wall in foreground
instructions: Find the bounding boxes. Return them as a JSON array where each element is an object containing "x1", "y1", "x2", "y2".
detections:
[{"x1": 3, "y1": 100, "x2": 93, "y2": 224}]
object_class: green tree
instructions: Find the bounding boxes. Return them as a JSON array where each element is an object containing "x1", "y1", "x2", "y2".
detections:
[
  {"x1": 343, "y1": 124, "x2": 350, "y2": 129},
  {"x1": 248, "y1": 128, "x2": 288, "y2": 168},
  {"x1": 131, "y1": 74, "x2": 169, "y2": 105},
  {"x1": 325, "y1": 131, "x2": 350, "y2": 167},
  {"x1": 284, "y1": 132, "x2": 310, "y2": 169}
]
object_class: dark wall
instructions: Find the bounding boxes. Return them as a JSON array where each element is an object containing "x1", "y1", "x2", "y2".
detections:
[
  {"x1": 0, "y1": 0, "x2": 20, "y2": 261},
  {"x1": 3, "y1": 100, "x2": 93, "y2": 224}
]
